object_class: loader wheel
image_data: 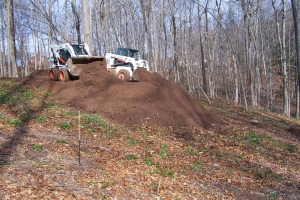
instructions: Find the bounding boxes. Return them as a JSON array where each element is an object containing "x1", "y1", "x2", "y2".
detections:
[
  {"x1": 117, "y1": 70, "x2": 130, "y2": 82},
  {"x1": 107, "y1": 68, "x2": 117, "y2": 76},
  {"x1": 59, "y1": 68, "x2": 70, "y2": 82},
  {"x1": 49, "y1": 68, "x2": 59, "y2": 81}
]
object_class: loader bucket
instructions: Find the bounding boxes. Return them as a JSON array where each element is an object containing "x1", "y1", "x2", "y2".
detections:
[
  {"x1": 131, "y1": 69, "x2": 140, "y2": 82},
  {"x1": 66, "y1": 56, "x2": 106, "y2": 76}
]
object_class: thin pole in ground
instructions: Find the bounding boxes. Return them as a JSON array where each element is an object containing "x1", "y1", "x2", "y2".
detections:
[{"x1": 78, "y1": 111, "x2": 81, "y2": 165}]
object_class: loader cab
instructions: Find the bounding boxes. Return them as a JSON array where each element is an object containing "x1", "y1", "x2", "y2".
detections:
[
  {"x1": 116, "y1": 48, "x2": 140, "y2": 60},
  {"x1": 58, "y1": 49, "x2": 71, "y2": 64},
  {"x1": 71, "y1": 44, "x2": 88, "y2": 55}
]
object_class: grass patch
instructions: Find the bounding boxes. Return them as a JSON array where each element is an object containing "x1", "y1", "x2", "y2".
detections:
[
  {"x1": 56, "y1": 139, "x2": 67, "y2": 144},
  {"x1": 143, "y1": 157, "x2": 155, "y2": 166},
  {"x1": 81, "y1": 114, "x2": 108, "y2": 128},
  {"x1": 284, "y1": 144, "x2": 298, "y2": 153},
  {"x1": 126, "y1": 138, "x2": 136, "y2": 146},
  {"x1": 35, "y1": 115, "x2": 47, "y2": 123},
  {"x1": 159, "y1": 144, "x2": 169, "y2": 159},
  {"x1": 142, "y1": 131, "x2": 150, "y2": 137},
  {"x1": 31, "y1": 144, "x2": 43, "y2": 151},
  {"x1": 243, "y1": 132, "x2": 263, "y2": 146},
  {"x1": 19, "y1": 115, "x2": 29, "y2": 122},
  {"x1": 59, "y1": 122, "x2": 71, "y2": 129},
  {"x1": 125, "y1": 154, "x2": 137, "y2": 160},
  {"x1": 7, "y1": 119, "x2": 21, "y2": 126},
  {"x1": 184, "y1": 146, "x2": 198, "y2": 156},
  {"x1": 101, "y1": 180, "x2": 117, "y2": 189},
  {"x1": 154, "y1": 165, "x2": 175, "y2": 178},
  {"x1": 264, "y1": 118, "x2": 289, "y2": 128}
]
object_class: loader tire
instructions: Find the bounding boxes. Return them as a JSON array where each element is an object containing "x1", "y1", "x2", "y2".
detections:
[
  {"x1": 49, "y1": 68, "x2": 59, "y2": 81},
  {"x1": 107, "y1": 68, "x2": 117, "y2": 76},
  {"x1": 59, "y1": 68, "x2": 70, "y2": 82},
  {"x1": 117, "y1": 69, "x2": 130, "y2": 82}
]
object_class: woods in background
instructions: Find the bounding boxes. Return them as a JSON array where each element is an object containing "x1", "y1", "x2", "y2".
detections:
[{"x1": 0, "y1": 0, "x2": 299, "y2": 118}]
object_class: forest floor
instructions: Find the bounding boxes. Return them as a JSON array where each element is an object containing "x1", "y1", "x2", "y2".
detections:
[{"x1": 0, "y1": 64, "x2": 299, "y2": 199}]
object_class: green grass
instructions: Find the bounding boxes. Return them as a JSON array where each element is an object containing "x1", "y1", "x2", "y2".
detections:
[
  {"x1": 284, "y1": 144, "x2": 298, "y2": 153},
  {"x1": 101, "y1": 180, "x2": 117, "y2": 189},
  {"x1": 184, "y1": 146, "x2": 198, "y2": 156},
  {"x1": 125, "y1": 154, "x2": 137, "y2": 160},
  {"x1": 64, "y1": 111, "x2": 76, "y2": 117},
  {"x1": 31, "y1": 144, "x2": 43, "y2": 151},
  {"x1": 149, "y1": 182, "x2": 158, "y2": 188},
  {"x1": 142, "y1": 131, "x2": 150, "y2": 136},
  {"x1": 264, "y1": 118, "x2": 289, "y2": 128},
  {"x1": 126, "y1": 138, "x2": 136, "y2": 146},
  {"x1": 35, "y1": 115, "x2": 47, "y2": 123},
  {"x1": 59, "y1": 122, "x2": 71, "y2": 129},
  {"x1": 159, "y1": 144, "x2": 169, "y2": 159},
  {"x1": 154, "y1": 165, "x2": 175, "y2": 178},
  {"x1": 56, "y1": 139, "x2": 67, "y2": 144},
  {"x1": 192, "y1": 162, "x2": 202, "y2": 173},
  {"x1": 269, "y1": 193, "x2": 278, "y2": 199},
  {"x1": 7, "y1": 119, "x2": 21, "y2": 126},
  {"x1": 143, "y1": 157, "x2": 155, "y2": 166},
  {"x1": 81, "y1": 114, "x2": 108, "y2": 128},
  {"x1": 19, "y1": 115, "x2": 29, "y2": 122},
  {"x1": 243, "y1": 132, "x2": 263, "y2": 146}
]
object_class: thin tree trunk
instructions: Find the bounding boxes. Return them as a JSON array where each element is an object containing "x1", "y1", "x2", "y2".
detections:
[
  {"x1": 198, "y1": 0, "x2": 207, "y2": 94},
  {"x1": 281, "y1": 0, "x2": 289, "y2": 116},
  {"x1": 291, "y1": 0, "x2": 300, "y2": 118},
  {"x1": 5, "y1": 0, "x2": 17, "y2": 77},
  {"x1": 99, "y1": 0, "x2": 107, "y2": 53},
  {"x1": 71, "y1": 0, "x2": 81, "y2": 44},
  {"x1": 64, "y1": 0, "x2": 68, "y2": 42},
  {"x1": 151, "y1": 0, "x2": 157, "y2": 72},
  {"x1": 0, "y1": 2, "x2": 5, "y2": 77},
  {"x1": 82, "y1": 0, "x2": 92, "y2": 51}
]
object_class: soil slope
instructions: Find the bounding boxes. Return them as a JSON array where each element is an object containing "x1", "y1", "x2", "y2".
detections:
[{"x1": 6, "y1": 61, "x2": 222, "y2": 128}]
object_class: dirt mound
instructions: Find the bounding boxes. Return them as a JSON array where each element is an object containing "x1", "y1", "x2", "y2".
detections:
[{"x1": 10, "y1": 61, "x2": 222, "y2": 128}]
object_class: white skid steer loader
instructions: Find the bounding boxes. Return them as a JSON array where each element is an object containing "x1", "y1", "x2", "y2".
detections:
[
  {"x1": 105, "y1": 48, "x2": 149, "y2": 82},
  {"x1": 49, "y1": 43, "x2": 106, "y2": 82}
]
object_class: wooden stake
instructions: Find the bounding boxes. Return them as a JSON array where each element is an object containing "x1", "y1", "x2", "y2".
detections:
[{"x1": 78, "y1": 111, "x2": 81, "y2": 165}]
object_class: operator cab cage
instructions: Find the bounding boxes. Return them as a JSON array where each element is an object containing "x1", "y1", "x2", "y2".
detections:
[
  {"x1": 71, "y1": 44, "x2": 88, "y2": 55},
  {"x1": 116, "y1": 48, "x2": 140, "y2": 61}
]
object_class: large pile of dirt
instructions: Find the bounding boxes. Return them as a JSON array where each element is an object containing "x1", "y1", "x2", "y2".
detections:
[{"x1": 14, "y1": 61, "x2": 222, "y2": 128}]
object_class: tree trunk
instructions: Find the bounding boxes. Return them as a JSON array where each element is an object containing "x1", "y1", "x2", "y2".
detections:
[
  {"x1": 5, "y1": 0, "x2": 17, "y2": 77},
  {"x1": 99, "y1": 0, "x2": 107, "y2": 53},
  {"x1": 71, "y1": 0, "x2": 81, "y2": 44},
  {"x1": 151, "y1": 0, "x2": 157, "y2": 72},
  {"x1": 291, "y1": 0, "x2": 300, "y2": 118},
  {"x1": 82, "y1": 0, "x2": 92, "y2": 52},
  {"x1": 198, "y1": 0, "x2": 207, "y2": 94},
  {"x1": 281, "y1": 0, "x2": 289, "y2": 116},
  {"x1": 0, "y1": 2, "x2": 6, "y2": 77}
]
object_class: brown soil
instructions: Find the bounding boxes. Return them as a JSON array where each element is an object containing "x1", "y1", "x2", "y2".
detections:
[{"x1": 14, "y1": 61, "x2": 222, "y2": 129}]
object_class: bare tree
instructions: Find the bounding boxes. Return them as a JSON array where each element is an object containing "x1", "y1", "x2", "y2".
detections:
[
  {"x1": 4, "y1": 0, "x2": 17, "y2": 77},
  {"x1": 291, "y1": 0, "x2": 300, "y2": 118},
  {"x1": 0, "y1": 2, "x2": 6, "y2": 77},
  {"x1": 197, "y1": 0, "x2": 207, "y2": 94},
  {"x1": 272, "y1": 0, "x2": 289, "y2": 116},
  {"x1": 82, "y1": 0, "x2": 91, "y2": 50},
  {"x1": 71, "y1": 0, "x2": 81, "y2": 44}
]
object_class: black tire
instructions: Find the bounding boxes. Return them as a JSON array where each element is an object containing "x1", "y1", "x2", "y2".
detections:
[
  {"x1": 117, "y1": 69, "x2": 130, "y2": 82},
  {"x1": 49, "y1": 68, "x2": 59, "y2": 81},
  {"x1": 59, "y1": 68, "x2": 70, "y2": 82}
]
